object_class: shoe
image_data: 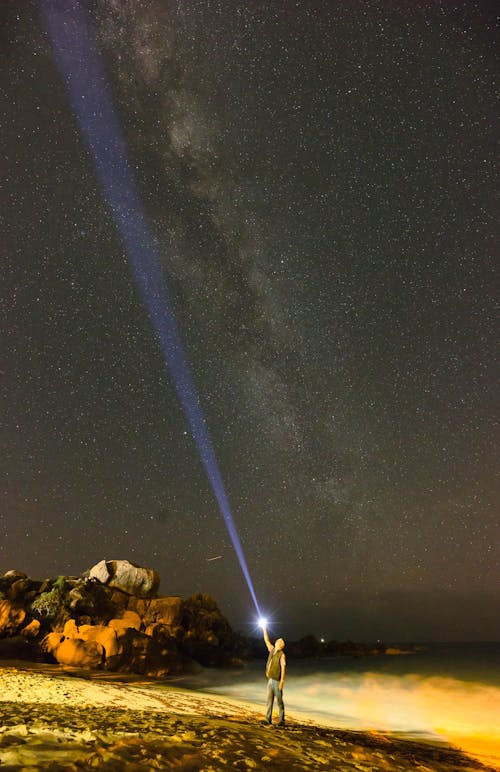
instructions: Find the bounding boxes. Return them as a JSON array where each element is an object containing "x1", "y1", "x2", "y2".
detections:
[
  {"x1": 276, "y1": 721, "x2": 286, "y2": 728},
  {"x1": 261, "y1": 720, "x2": 272, "y2": 726}
]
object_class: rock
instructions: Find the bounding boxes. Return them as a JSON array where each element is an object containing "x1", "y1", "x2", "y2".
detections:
[
  {"x1": 66, "y1": 578, "x2": 117, "y2": 622},
  {"x1": 54, "y1": 637, "x2": 104, "y2": 668},
  {"x1": 108, "y1": 610, "x2": 142, "y2": 632},
  {"x1": 61, "y1": 620, "x2": 119, "y2": 659},
  {"x1": 0, "y1": 565, "x2": 241, "y2": 676},
  {"x1": 43, "y1": 632, "x2": 65, "y2": 657},
  {"x1": 1, "y1": 569, "x2": 28, "y2": 581},
  {"x1": 125, "y1": 595, "x2": 148, "y2": 617},
  {"x1": 87, "y1": 560, "x2": 111, "y2": 585},
  {"x1": 7, "y1": 578, "x2": 33, "y2": 601},
  {"x1": 88, "y1": 560, "x2": 159, "y2": 598},
  {"x1": 0, "y1": 572, "x2": 34, "y2": 607},
  {"x1": 20, "y1": 619, "x2": 41, "y2": 639},
  {"x1": 0, "y1": 600, "x2": 26, "y2": 635},
  {"x1": 77, "y1": 624, "x2": 119, "y2": 658},
  {"x1": 140, "y1": 596, "x2": 183, "y2": 628},
  {"x1": 108, "y1": 588, "x2": 130, "y2": 614},
  {"x1": 105, "y1": 628, "x2": 180, "y2": 676},
  {"x1": 179, "y1": 593, "x2": 236, "y2": 666},
  {"x1": 62, "y1": 619, "x2": 80, "y2": 638},
  {"x1": 145, "y1": 621, "x2": 175, "y2": 639}
]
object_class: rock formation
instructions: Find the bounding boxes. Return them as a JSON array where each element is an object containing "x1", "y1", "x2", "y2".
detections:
[
  {"x1": 0, "y1": 563, "x2": 242, "y2": 676},
  {"x1": 88, "y1": 560, "x2": 160, "y2": 598}
]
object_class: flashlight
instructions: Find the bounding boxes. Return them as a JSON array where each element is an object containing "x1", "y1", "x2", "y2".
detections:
[{"x1": 258, "y1": 616, "x2": 268, "y2": 629}]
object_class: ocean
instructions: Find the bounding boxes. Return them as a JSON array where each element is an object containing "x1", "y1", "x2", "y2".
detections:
[{"x1": 171, "y1": 642, "x2": 500, "y2": 769}]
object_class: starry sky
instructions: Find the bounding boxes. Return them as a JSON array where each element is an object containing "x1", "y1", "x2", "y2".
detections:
[{"x1": 2, "y1": 1, "x2": 499, "y2": 643}]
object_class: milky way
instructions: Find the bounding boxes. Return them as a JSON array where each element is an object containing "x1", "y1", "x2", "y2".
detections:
[{"x1": 2, "y1": 1, "x2": 498, "y2": 641}]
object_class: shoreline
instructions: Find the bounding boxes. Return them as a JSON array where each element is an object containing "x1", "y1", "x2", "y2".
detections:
[{"x1": 1, "y1": 661, "x2": 498, "y2": 771}]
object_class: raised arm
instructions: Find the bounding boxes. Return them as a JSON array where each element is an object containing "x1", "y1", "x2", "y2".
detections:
[{"x1": 263, "y1": 626, "x2": 273, "y2": 653}]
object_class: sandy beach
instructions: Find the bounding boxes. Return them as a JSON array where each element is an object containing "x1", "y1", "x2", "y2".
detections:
[{"x1": 0, "y1": 662, "x2": 498, "y2": 771}]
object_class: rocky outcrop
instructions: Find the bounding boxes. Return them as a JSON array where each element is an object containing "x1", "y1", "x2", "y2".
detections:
[
  {"x1": 42, "y1": 618, "x2": 183, "y2": 676},
  {"x1": 88, "y1": 560, "x2": 159, "y2": 598},
  {"x1": 0, "y1": 562, "x2": 242, "y2": 676}
]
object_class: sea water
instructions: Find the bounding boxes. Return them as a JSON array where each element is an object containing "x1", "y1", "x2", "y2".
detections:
[{"x1": 172, "y1": 642, "x2": 500, "y2": 769}]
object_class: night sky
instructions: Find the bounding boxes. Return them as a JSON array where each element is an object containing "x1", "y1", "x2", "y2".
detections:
[{"x1": 2, "y1": 1, "x2": 499, "y2": 643}]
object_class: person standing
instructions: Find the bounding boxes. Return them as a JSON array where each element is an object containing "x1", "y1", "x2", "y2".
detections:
[{"x1": 262, "y1": 625, "x2": 286, "y2": 726}]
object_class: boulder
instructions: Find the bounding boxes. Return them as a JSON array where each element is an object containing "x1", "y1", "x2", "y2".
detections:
[
  {"x1": 20, "y1": 619, "x2": 41, "y2": 639},
  {"x1": 43, "y1": 632, "x2": 65, "y2": 656},
  {"x1": 1, "y1": 570, "x2": 28, "y2": 581},
  {"x1": 62, "y1": 619, "x2": 80, "y2": 638},
  {"x1": 88, "y1": 560, "x2": 159, "y2": 598},
  {"x1": 105, "y1": 628, "x2": 180, "y2": 676},
  {"x1": 141, "y1": 597, "x2": 183, "y2": 629},
  {"x1": 46, "y1": 620, "x2": 182, "y2": 674},
  {"x1": 54, "y1": 637, "x2": 104, "y2": 669},
  {"x1": 108, "y1": 588, "x2": 130, "y2": 614},
  {"x1": 77, "y1": 624, "x2": 119, "y2": 658},
  {"x1": 0, "y1": 600, "x2": 26, "y2": 636},
  {"x1": 7, "y1": 578, "x2": 32, "y2": 601},
  {"x1": 61, "y1": 620, "x2": 119, "y2": 659},
  {"x1": 108, "y1": 610, "x2": 141, "y2": 632},
  {"x1": 87, "y1": 560, "x2": 111, "y2": 585},
  {"x1": 145, "y1": 622, "x2": 177, "y2": 647},
  {"x1": 0, "y1": 571, "x2": 31, "y2": 603},
  {"x1": 126, "y1": 596, "x2": 148, "y2": 617},
  {"x1": 66, "y1": 578, "x2": 117, "y2": 622},
  {"x1": 179, "y1": 593, "x2": 236, "y2": 666}
]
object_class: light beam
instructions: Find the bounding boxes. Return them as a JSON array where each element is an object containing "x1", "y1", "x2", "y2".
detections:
[{"x1": 41, "y1": 0, "x2": 261, "y2": 617}]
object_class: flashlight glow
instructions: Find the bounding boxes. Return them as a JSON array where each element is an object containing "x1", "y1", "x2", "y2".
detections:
[{"x1": 258, "y1": 617, "x2": 268, "y2": 629}]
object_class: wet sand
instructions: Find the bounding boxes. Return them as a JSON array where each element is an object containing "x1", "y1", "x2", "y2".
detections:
[{"x1": 0, "y1": 661, "x2": 497, "y2": 771}]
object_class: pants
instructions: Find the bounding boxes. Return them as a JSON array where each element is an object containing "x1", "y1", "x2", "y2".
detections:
[{"x1": 266, "y1": 678, "x2": 285, "y2": 723}]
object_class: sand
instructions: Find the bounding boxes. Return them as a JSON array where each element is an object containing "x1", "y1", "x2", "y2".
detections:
[{"x1": 0, "y1": 662, "x2": 497, "y2": 771}]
